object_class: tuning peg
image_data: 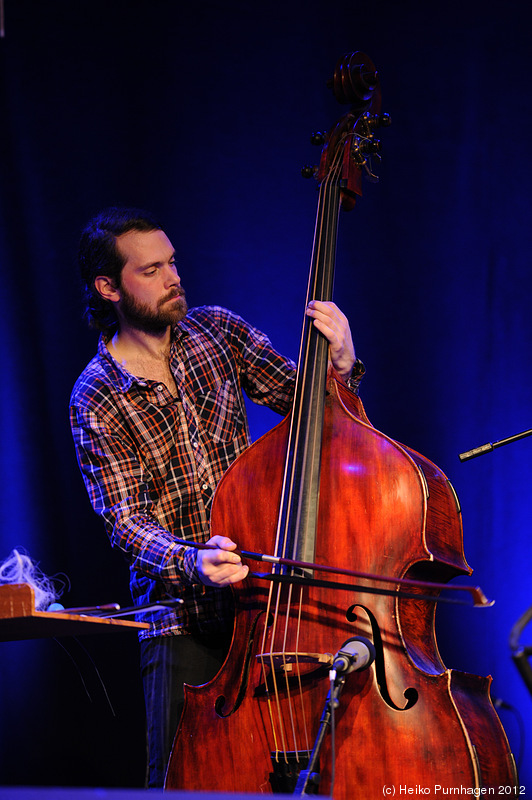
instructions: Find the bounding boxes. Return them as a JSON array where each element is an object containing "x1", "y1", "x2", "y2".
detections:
[
  {"x1": 301, "y1": 165, "x2": 318, "y2": 179},
  {"x1": 363, "y1": 112, "x2": 391, "y2": 130},
  {"x1": 310, "y1": 132, "x2": 326, "y2": 146},
  {"x1": 359, "y1": 138, "x2": 381, "y2": 155}
]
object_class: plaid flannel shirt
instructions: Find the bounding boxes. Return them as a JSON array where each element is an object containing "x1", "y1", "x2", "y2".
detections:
[{"x1": 70, "y1": 306, "x2": 296, "y2": 639}]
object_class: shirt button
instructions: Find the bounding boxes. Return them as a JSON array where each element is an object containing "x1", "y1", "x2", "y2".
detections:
[
  {"x1": 202, "y1": 483, "x2": 209, "y2": 490},
  {"x1": 156, "y1": 384, "x2": 165, "y2": 392}
]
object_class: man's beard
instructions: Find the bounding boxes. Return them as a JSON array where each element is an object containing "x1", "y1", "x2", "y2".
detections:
[{"x1": 118, "y1": 286, "x2": 188, "y2": 334}]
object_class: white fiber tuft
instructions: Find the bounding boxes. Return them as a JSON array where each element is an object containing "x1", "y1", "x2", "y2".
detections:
[{"x1": 0, "y1": 548, "x2": 62, "y2": 610}]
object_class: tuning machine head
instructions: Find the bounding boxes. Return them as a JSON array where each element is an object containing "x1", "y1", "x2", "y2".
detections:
[{"x1": 301, "y1": 165, "x2": 318, "y2": 179}]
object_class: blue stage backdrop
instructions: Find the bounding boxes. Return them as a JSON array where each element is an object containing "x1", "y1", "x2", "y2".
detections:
[{"x1": 0, "y1": 0, "x2": 531, "y2": 790}]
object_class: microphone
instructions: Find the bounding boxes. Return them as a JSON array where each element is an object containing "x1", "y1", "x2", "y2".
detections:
[{"x1": 332, "y1": 636, "x2": 376, "y2": 675}]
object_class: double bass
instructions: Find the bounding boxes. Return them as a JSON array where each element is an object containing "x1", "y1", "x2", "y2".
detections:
[{"x1": 166, "y1": 52, "x2": 519, "y2": 797}]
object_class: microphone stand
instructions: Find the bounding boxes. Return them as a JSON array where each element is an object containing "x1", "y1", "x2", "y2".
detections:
[
  {"x1": 458, "y1": 427, "x2": 532, "y2": 461},
  {"x1": 460, "y1": 430, "x2": 532, "y2": 701},
  {"x1": 293, "y1": 638, "x2": 375, "y2": 796},
  {"x1": 509, "y1": 605, "x2": 532, "y2": 700},
  {"x1": 292, "y1": 670, "x2": 346, "y2": 796}
]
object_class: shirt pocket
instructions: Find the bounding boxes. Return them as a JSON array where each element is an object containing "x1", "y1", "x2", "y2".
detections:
[{"x1": 196, "y1": 381, "x2": 243, "y2": 443}]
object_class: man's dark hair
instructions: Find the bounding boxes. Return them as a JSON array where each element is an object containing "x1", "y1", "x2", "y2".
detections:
[{"x1": 79, "y1": 206, "x2": 163, "y2": 338}]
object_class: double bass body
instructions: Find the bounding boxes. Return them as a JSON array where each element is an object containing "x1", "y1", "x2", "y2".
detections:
[
  {"x1": 165, "y1": 378, "x2": 517, "y2": 795},
  {"x1": 165, "y1": 53, "x2": 518, "y2": 796}
]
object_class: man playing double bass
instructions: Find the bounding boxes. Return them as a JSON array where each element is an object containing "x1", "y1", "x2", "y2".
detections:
[{"x1": 69, "y1": 206, "x2": 363, "y2": 788}]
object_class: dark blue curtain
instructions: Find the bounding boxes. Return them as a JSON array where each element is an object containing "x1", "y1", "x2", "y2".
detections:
[{"x1": 0, "y1": 0, "x2": 531, "y2": 788}]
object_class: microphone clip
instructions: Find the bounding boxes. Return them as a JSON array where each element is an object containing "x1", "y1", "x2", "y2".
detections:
[{"x1": 330, "y1": 636, "x2": 376, "y2": 681}]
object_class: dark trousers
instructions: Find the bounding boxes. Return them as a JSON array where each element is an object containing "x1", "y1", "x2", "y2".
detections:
[{"x1": 140, "y1": 631, "x2": 231, "y2": 788}]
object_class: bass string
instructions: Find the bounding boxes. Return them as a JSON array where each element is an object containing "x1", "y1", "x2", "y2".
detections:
[
  {"x1": 277, "y1": 146, "x2": 343, "y2": 565},
  {"x1": 280, "y1": 582, "x2": 313, "y2": 758},
  {"x1": 273, "y1": 141, "x2": 344, "y2": 567},
  {"x1": 291, "y1": 142, "x2": 344, "y2": 518},
  {"x1": 282, "y1": 159, "x2": 343, "y2": 757},
  {"x1": 258, "y1": 580, "x2": 312, "y2": 763},
  {"x1": 258, "y1": 577, "x2": 283, "y2": 756},
  {"x1": 258, "y1": 580, "x2": 288, "y2": 757},
  {"x1": 257, "y1": 151, "x2": 346, "y2": 765}
]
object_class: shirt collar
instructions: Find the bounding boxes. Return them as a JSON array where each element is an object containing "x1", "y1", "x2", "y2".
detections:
[
  {"x1": 97, "y1": 336, "x2": 137, "y2": 392},
  {"x1": 96, "y1": 319, "x2": 191, "y2": 392}
]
